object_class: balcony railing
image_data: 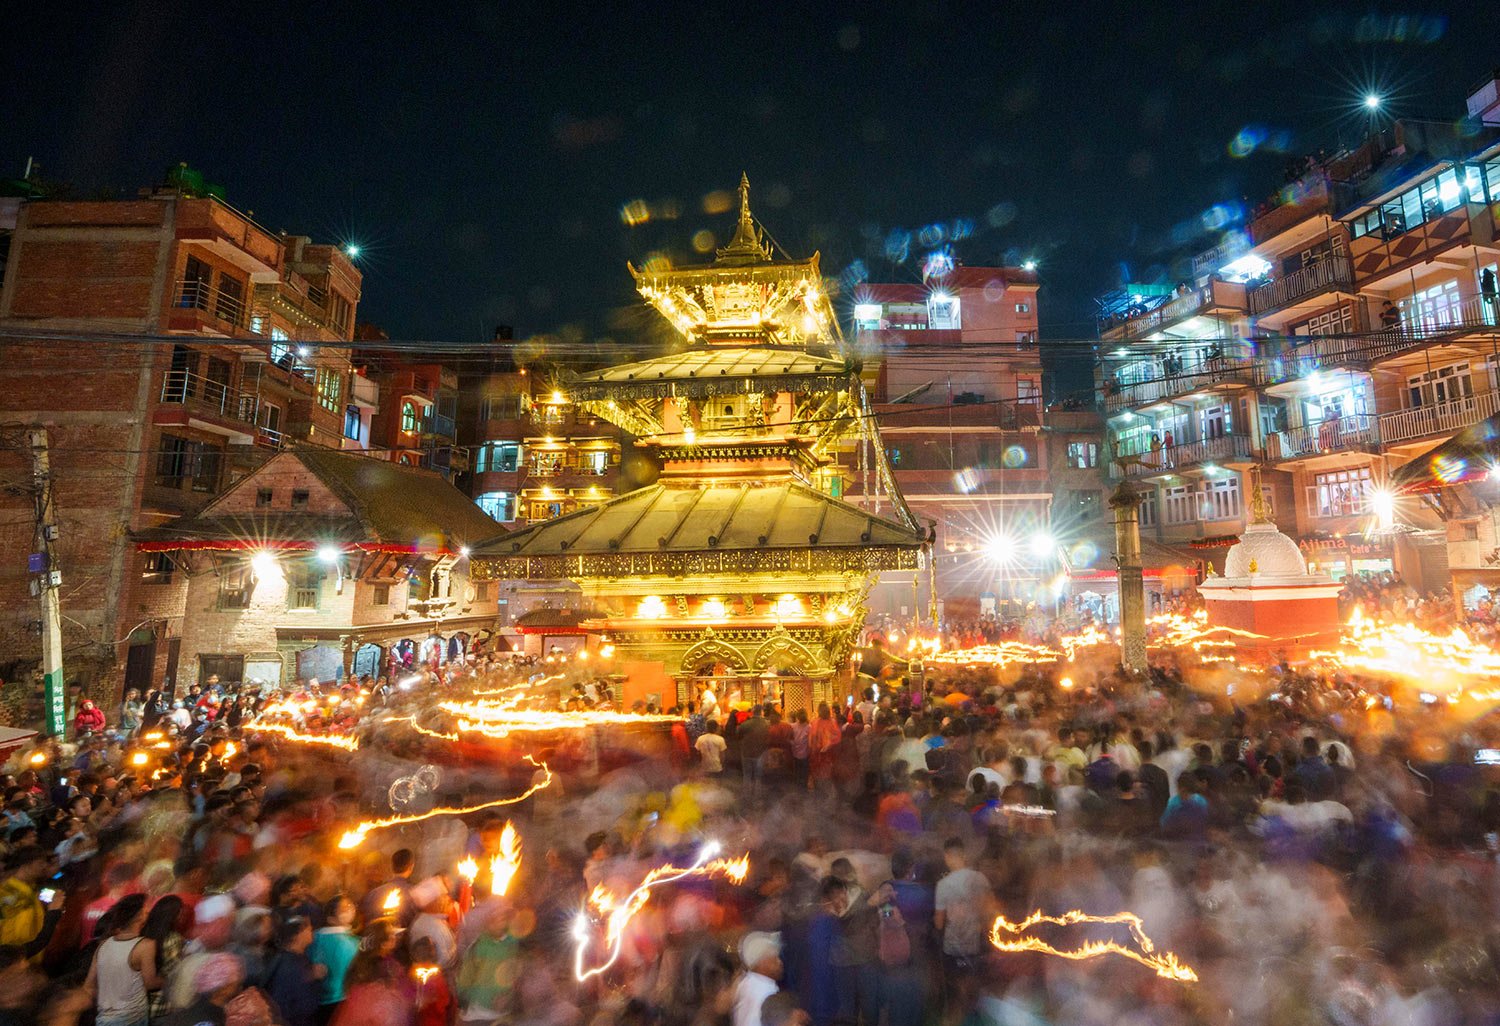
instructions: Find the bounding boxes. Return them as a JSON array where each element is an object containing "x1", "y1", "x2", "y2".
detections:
[
  {"x1": 424, "y1": 412, "x2": 456, "y2": 440},
  {"x1": 1379, "y1": 389, "x2": 1500, "y2": 446},
  {"x1": 528, "y1": 461, "x2": 610, "y2": 478},
  {"x1": 1267, "y1": 414, "x2": 1379, "y2": 461},
  {"x1": 175, "y1": 278, "x2": 249, "y2": 330},
  {"x1": 1113, "y1": 433, "x2": 1255, "y2": 477},
  {"x1": 1102, "y1": 357, "x2": 1257, "y2": 412},
  {"x1": 1100, "y1": 280, "x2": 1245, "y2": 341},
  {"x1": 1247, "y1": 255, "x2": 1353, "y2": 316},
  {"x1": 159, "y1": 370, "x2": 284, "y2": 449},
  {"x1": 1266, "y1": 294, "x2": 1500, "y2": 373}
]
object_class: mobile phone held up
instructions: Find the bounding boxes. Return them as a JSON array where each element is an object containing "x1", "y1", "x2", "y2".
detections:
[{"x1": 38, "y1": 888, "x2": 57, "y2": 904}]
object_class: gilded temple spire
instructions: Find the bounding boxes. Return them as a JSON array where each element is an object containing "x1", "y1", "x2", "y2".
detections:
[{"x1": 715, "y1": 172, "x2": 772, "y2": 266}]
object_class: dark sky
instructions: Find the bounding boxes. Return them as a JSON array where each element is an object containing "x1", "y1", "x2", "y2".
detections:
[{"x1": 6, "y1": 3, "x2": 1498, "y2": 383}]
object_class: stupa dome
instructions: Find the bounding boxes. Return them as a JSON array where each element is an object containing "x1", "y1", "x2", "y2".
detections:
[{"x1": 1223, "y1": 522, "x2": 1308, "y2": 579}]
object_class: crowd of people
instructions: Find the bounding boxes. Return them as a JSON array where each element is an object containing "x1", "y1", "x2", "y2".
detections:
[{"x1": 0, "y1": 630, "x2": 1496, "y2": 1026}]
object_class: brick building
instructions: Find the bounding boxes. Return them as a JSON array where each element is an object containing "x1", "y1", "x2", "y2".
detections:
[
  {"x1": 845, "y1": 266, "x2": 1048, "y2": 619},
  {"x1": 132, "y1": 446, "x2": 503, "y2": 690},
  {"x1": 0, "y1": 177, "x2": 362, "y2": 703}
]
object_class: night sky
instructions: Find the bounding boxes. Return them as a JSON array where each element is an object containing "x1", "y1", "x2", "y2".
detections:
[{"x1": 6, "y1": 3, "x2": 1499, "y2": 392}]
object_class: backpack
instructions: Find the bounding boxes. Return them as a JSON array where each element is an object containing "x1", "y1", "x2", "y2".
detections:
[{"x1": 877, "y1": 904, "x2": 911, "y2": 967}]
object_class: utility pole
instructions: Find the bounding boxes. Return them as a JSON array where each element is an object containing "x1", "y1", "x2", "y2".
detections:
[
  {"x1": 1110, "y1": 480, "x2": 1148, "y2": 674},
  {"x1": 29, "y1": 428, "x2": 65, "y2": 737}
]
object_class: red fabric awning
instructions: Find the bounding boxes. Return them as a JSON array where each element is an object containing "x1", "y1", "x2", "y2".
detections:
[{"x1": 134, "y1": 539, "x2": 456, "y2": 555}]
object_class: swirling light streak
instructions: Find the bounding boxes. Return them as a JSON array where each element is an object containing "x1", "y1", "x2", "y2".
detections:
[
  {"x1": 990, "y1": 909, "x2": 1199, "y2": 983},
  {"x1": 337, "y1": 758, "x2": 553, "y2": 850},
  {"x1": 572, "y1": 842, "x2": 749, "y2": 982}
]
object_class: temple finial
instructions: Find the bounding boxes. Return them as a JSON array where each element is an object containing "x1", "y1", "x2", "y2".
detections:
[
  {"x1": 716, "y1": 172, "x2": 770, "y2": 265},
  {"x1": 1248, "y1": 464, "x2": 1271, "y2": 525}
]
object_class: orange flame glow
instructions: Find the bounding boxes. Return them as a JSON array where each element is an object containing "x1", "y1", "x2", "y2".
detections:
[
  {"x1": 244, "y1": 722, "x2": 360, "y2": 751},
  {"x1": 990, "y1": 909, "x2": 1198, "y2": 983},
  {"x1": 489, "y1": 821, "x2": 522, "y2": 896}
]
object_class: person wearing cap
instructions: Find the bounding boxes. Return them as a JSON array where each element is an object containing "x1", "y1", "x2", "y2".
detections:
[
  {"x1": 162, "y1": 894, "x2": 236, "y2": 1011},
  {"x1": 407, "y1": 878, "x2": 456, "y2": 969},
  {"x1": 155, "y1": 952, "x2": 241, "y2": 1026},
  {"x1": 732, "y1": 931, "x2": 783, "y2": 1026}
]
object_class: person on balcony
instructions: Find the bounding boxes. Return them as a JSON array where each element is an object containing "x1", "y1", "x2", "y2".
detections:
[
  {"x1": 1318, "y1": 407, "x2": 1340, "y2": 452},
  {"x1": 1380, "y1": 300, "x2": 1401, "y2": 331}
]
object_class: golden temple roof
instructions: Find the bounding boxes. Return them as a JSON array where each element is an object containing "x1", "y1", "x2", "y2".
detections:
[
  {"x1": 470, "y1": 480, "x2": 927, "y2": 579},
  {"x1": 567, "y1": 345, "x2": 851, "y2": 402}
]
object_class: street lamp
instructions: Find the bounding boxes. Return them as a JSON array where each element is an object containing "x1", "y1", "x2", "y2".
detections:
[{"x1": 1363, "y1": 94, "x2": 1382, "y2": 111}]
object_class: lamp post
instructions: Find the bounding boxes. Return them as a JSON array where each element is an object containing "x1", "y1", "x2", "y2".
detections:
[{"x1": 1110, "y1": 481, "x2": 1148, "y2": 673}]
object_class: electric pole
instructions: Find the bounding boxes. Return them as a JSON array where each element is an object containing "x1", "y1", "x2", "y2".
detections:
[{"x1": 29, "y1": 428, "x2": 65, "y2": 736}]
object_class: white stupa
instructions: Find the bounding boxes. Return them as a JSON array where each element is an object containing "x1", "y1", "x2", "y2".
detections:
[{"x1": 1197, "y1": 470, "x2": 1343, "y2": 645}]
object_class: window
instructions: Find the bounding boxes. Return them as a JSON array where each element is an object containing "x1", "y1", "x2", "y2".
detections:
[
  {"x1": 927, "y1": 295, "x2": 960, "y2": 329},
  {"x1": 291, "y1": 489, "x2": 310, "y2": 510},
  {"x1": 288, "y1": 566, "x2": 322, "y2": 610},
  {"x1": 475, "y1": 442, "x2": 521, "y2": 473},
  {"x1": 155, "y1": 434, "x2": 222, "y2": 492},
  {"x1": 1312, "y1": 467, "x2": 1373, "y2": 518},
  {"x1": 1200, "y1": 403, "x2": 1230, "y2": 439},
  {"x1": 269, "y1": 329, "x2": 292, "y2": 368},
  {"x1": 344, "y1": 404, "x2": 362, "y2": 440},
  {"x1": 474, "y1": 581, "x2": 491, "y2": 601},
  {"x1": 1066, "y1": 441, "x2": 1098, "y2": 468},
  {"x1": 476, "y1": 491, "x2": 516, "y2": 521},
  {"x1": 1164, "y1": 485, "x2": 1195, "y2": 525},
  {"x1": 1296, "y1": 304, "x2": 1355, "y2": 337},
  {"x1": 1070, "y1": 490, "x2": 1101, "y2": 519},
  {"x1": 401, "y1": 401, "x2": 418, "y2": 433},
  {"x1": 1462, "y1": 522, "x2": 1481, "y2": 541},
  {"x1": 255, "y1": 488, "x2": 273, "y2": 508},
  {"x1": 315, "y1": 367, "x2": 343, "y2": 413},
  {"x1": 180, "y1": 256, "x2": 212, "y2": 309},
  {"x1": 218, "y1": 566, "x2": 252, "y2": 610},
  {"x1": 327, "y1": 293, "x2": 353, "y2": 335},
  {"x1": 1350, "y1": 166, "x2": 1480, "y2": 241},
  {"x1": 1017, "y1": 377, "x2": 1041, "y2": 405},
  {"x1": 583, "y1": 450, "x2": 608, "y2": 474},
  {"x1": 141, "y1": 553, "x2": 174, "y2": 584},
  {"x1": 372, "y1": 584, "x2": 390, "y2": 606},
  {"x1": 1407, "y1": 362, "x2": 1472, "y2": 409},
  {"x1": 479, "y1": 394, "x2": 524, "y2": 421},
  {"x1": 1200, "y1": 478, "x2": 1242, "y2": 521},
  {"x1": 216, "y1": 274, "x2": 245, "y2": 326},
  {"x1": 1138, "y1": 489, "x2": 1158, "y2": 528},
  {"x1": 1015, "y1": 303, "x2": 1030, "y2": 314}
]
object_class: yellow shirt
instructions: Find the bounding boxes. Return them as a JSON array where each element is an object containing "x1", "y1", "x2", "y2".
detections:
[{"x1": 0, "y1": 878, "x2": 43, "y2": 947}]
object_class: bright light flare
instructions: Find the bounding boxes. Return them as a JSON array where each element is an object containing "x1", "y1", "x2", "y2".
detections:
[
  {"x1": 990, "y1": 909, "x2": 1199, "y2": 983},
  {"x1": 338, "y1": 758, "x2": 553, "y2": 850},
  {"x1": 457, "y1": 857, "x2": 479, "y2": 884},
  {"x1": 1364, "y1": 94, "x2": 1382, "y2": 110},
  {"x1": 129, "y1": 751, "x2": 149, "y2": 767},
  {"x1": 382, "y1": 888, "x2": 402, "y2": 913},
  {"x1": 250, "y1": 551, "x2": 279, "y2": 579},
  {"x1": 317, "y1": 545, "x2": 341, "y2": 564},
  {"x1": 414, "y1": 965, "x2": 439, "y2": 985},
  {"x1": 573, "y1": 844, "x2": 749, "y2": 982}
]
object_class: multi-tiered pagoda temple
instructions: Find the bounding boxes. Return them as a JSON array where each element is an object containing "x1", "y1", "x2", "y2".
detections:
[{"x1": 472, "y1": 177, "x2": 928, "y2": 707}]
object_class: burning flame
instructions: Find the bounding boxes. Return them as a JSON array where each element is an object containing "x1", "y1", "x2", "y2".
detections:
[
  {"x1": 414, "y1": 965, "x2": 439, "y2": 985},
  {"x1": 1309, "y1": 609, "x2": 1500, "y2": 699},
  {"x1": 457, "y1": 857, "x2": 479, "y2": 884},
  {"x1": 382, "y1": 888, "x2": 402, "y2": 913},
  {"x1": 338, "y1": 758, "x2": 554, "y2": 849},
  {"x1": 990, "y1": 909, "x2": 1198, "y2": 983},
  {"x1": 572, "y1": 842, "x2": 749, "y2": 981},
  {"x1": 489, "y1": 821, "x2": 522, "y2": 896},
  {"x1": 243, "y1": 722, "x2": 360, "y2": 751}
]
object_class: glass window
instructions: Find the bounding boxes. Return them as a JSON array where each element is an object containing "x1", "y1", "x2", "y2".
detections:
[
  {"x1": 141, "y1": 553, "x2": 174, "y2": 584},
  {"x1": 315, "y1": 368, "x2": 343, "y2": 413},
  {"x1": 1199, "y1": 478, "x2": 1242, "y2": 521},
  {"x1": 401, "y1": 401, "x2": 417, "y2": 433},
  {"x1": 255, "y1": 488, "x2": 273, "y2": 507},
  {"x1": 372, "y1": 584, "x2": 390, "y2": 606},
  {"x1": 1312, "y1": 467, "x2": 1373, "y2": 518},
  {"x1": 154, "y1": 434, "x2": 222, "y2": 492},
  {"x1": 1138, "y1": 489, "x2": 1158, "y2": 528},
  {"x1": 218, "y1": 566, "x2": 252, "y2": 610},
  {"x1": 1164, "y1": 485, "x2": 1194, "y2": 524},
  {"x1": 344, "y1": 404, "x2": 362, "y2": 440},
  {"x1": 291, "y1": 489, "x2": 310, "y2": 510},
  {"x1": 476, "y1": 491, "x2": 516, "y2": 521},
  {"x1": 1066, "y1": 441, "x2": 1098, "y2": 468}
]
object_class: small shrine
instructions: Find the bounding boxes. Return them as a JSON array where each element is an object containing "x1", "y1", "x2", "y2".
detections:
[{"x1": 1198, "y1": 468, "x2": 1343, "y2": 647}]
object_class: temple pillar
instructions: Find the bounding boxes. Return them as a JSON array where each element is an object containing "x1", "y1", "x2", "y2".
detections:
[{"x1": 1110, "y1": 481, "x2": 1148, "y2": 673}]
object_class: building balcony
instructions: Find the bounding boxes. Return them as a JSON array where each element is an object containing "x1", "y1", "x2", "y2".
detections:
[
  {"x1": 167, "y1": 278, "x2": 251, "y2": 334},
  {"x1": 526, "y1": 461, "x2": 612, "y2": 482},
  {"x1": 1111, "y1": 433, "x2": 1255, "y2": 478},
  {"x1": 423, "y1": 412, "x2": 457, "y2": 441},
  {"x1": 1100, "y1": 279, "x2": 1246, "y2": 341},
  {"x1": 1265, "y1": 414, "x2": 1379, "y2": 462},
  {"x1": 157, "y1": 369, "x2": 284, "y2": 448},
  {"x1": 1379, "y1": 389, "x2": 1500, "y2": 447},
  {"x1": 1264, "y1": 294, "x2": 1499, "y2": 375},
  {"x1": 1246, "y1": 255, "x2": 1354, "y2": 317},
  {"x1": 1102, "y1": 357, "x2": 1257, "y2": 413},
  {"x1": 251, "y1": 281, "x2": 332, "y2": 335}
]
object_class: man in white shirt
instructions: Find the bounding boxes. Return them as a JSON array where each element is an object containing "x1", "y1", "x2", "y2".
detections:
[
  {"x1": 731, "y1": 931, "x2": 782, "y2": 1026},
  {"x1": 407, "y1": 878, "x2": 457, "y2": 968},
  {"x1": 700, "y1": 684, "x2": 719, "y2": 722},
  {"x1": 695, "y1": 722, "x2": 727, "y2": 774}
]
